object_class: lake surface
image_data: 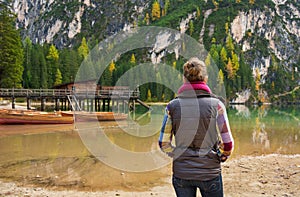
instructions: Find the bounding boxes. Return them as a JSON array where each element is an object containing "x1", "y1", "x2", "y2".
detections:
[{"x1": 0, "y1": 105, "x2": 299, "y2": 190}]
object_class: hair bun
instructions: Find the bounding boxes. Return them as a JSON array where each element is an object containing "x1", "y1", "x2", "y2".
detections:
[
  {"x1": 183, "y1": 57, "x2": 208, "y2": 82},
  {"x1": 187, "y1": 62, "x2": 194, "y2": 69}
]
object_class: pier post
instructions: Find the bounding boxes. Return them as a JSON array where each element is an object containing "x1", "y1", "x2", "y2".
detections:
[
  {"x1": 55, "y1": 98, "x2": 60, "y2": 111},
  {"x1": 102, "y1": 99, "x2": 106, "y2": 111},
  {"x1": 95, "y1": 99, "x2": 98, "y2": 111},
  {"x1": 90, "y1": 99, "x2": 94, "y2": 112},
  {"x1": 12, "y1": 97, "x2": 15, "y2": 109},
  {"x1": 108, "y1": 99, "x2": 111, "y2": 111},
  {"x1": 27, "y1": 97, "x2": 31, "y2": 110},
  {"x1": 41, "y1": 97, "x2": 46, "y2": 111}
]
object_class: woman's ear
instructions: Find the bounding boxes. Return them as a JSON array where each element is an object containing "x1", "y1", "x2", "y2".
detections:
[{"x1": 204, "y1": 76, "x2": 208, "y2": 83}]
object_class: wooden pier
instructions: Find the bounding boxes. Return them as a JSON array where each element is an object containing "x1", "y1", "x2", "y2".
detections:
[{"x1": 0, "y1": 88, "x2": 149, "y2": 112}]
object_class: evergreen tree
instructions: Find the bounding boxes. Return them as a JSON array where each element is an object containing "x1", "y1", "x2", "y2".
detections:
[
  {"x1": 0, "y1": 1, "x2": 24, "y2": 88},
  {"x1": 231, "y1": 52, "x2": 240, "y2": 77},
  {"x1": 54, "y1": 68, "x2": 62, "y2": 86},
  {"x1": 30, "y1": 46, "x2": 41, "y2": 88},
  {"x1": 164, "y1": 0, "x2": 170, "y2": 15},
  {"x1": 69, "y1": 49, "x2": 80, "y2": 82},
  {"x1": 22, "y1": 37, "x2": 33, "y2": 88},
  {"x1": 238, "y1": 53, "x2": 254, "y2": 90},
  {"x1": 226, "y1": 34, "x2": 234, "y2": 55},
  {"x1": 39, "y1": 47, "x2": 48, "y2": 88},
  {"x1": 189, "y1": 20, "x2": 194, "y2": 36},
  {"x1": 220, "y1": 47, "x2": 228, "y2": 64},
  {"x1": 196, "y1": 6, "x2": 201, "y2": 19},
  {"x1": 30, "y1": 45, "x2": 48, "y2": 88}
]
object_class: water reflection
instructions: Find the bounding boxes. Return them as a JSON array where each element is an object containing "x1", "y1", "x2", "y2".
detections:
[
  {"x1": 0, "y1": 105, "x2": 299, "y2": 190},
  {"x1": 229, "y1": 105, "x2": 300, "y2": 157}
]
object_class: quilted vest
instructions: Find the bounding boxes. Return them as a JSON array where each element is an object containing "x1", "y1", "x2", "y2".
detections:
[{"x1": 167, "y1": 89, "x2": 221, "y2": 181}]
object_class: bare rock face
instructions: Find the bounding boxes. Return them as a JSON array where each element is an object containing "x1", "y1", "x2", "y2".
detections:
[
  {"x1": 230, "y1": 1, "x2": 299, "y2": 82},
  {"x1": 12, "y1": 0, "x2": 148, "y2": 48}
]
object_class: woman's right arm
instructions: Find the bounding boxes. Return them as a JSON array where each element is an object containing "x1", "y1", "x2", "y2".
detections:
[{"x1": 158, "y1": 107, "x2": 174, "y2": 155}]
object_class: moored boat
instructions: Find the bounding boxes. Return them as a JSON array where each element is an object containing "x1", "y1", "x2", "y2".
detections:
[
  {"x1": 0, "y1": 109, "x2": 73, "y2": 124},
  {"x1": 61, "y1": 111, "x2": 128, "y2": 122}
]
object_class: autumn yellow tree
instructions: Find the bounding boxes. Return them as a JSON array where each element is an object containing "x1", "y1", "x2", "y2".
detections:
[
  {"x1": 54, "y1": 69, "x2": 62, "y2": 86},
  {"x1": 205, "y1": 53, "x2": 212, "y2": 67},
  {"x1": 226, "y1": 58, "x2": 234, "y2": 79},
  {"x1": 212, "y1": 0, "x2": 219, "y2": 10},
  {"x1": 78, "y1": 37, "x2": 89, "y2": 59},
  {"x1": 147, "y1": 89, "x2": 152, "y2": 101},
  {"x1": 47, "y1": 44, "x2": 59, "y2": 61},
  {"x1": 46, "y1": 44, "x2": 59, "y2": 86},
  {"x1": 152, "y1": 0, "x2": 161, "y2": 21},
  {"x1": 216, "y1": 69, "x2": 225, "y2": 94},
  {"x1": 196, "y1": 6, "x2": 201, "y2": 19},
  {"x1": 225, "y1": 22, "x2": 229, "y2": 34},
  {"x1": 217, "y1": 69, "x2": 224, "y2": 85},
  {"x1": 130, "y1": 53, "x2": 136, "y2": 64},
  {"x1": 220, "y1": 47, "x2": 228, "y2": 66},
  {"x1": 109, "y1": 61, "x2": 116, "y2": 74},
  {"x1": 249, "y1": 0, "x2": 255, "y2": 5},
  {"x1": 173, "y1": 61, "x2": 177, "y2": 69},
  {"x1": 255, "y1": 67, "x2": 260, "y2": 91},
  {"x1": 144, "y1": 13, "x2": 150, "y2": 25},
  {"x1": 226, "y1": 34, "x2": 234, "y2": 54},
  {"x1": 231, "y1": 52, "x2": 240, "y2": 77}
]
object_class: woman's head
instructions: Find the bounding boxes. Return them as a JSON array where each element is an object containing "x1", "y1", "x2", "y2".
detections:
[{"x1": 183, "y1": 57, "x2": 208, "y2": 82}]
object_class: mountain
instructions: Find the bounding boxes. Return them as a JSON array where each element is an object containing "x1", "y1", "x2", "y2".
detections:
[
  {"x1": 10, "y1": 0, "x2": 300, "y2": 101},
  {"x1": 13, "y1": 0, "x2": 148, "y2": 47}
]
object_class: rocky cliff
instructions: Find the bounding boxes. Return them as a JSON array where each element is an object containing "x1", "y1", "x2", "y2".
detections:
[
  {"x1": 231, "y1": 0, "x2": 299, "y2": 82},
  {"x1": 13, "y1": 0, "x2": 147, "y2": 47}
]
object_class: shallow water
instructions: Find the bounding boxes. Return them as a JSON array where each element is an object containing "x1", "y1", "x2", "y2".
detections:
[{"x1": 0, "y1": 105, "x2": 299, "y2": 190}]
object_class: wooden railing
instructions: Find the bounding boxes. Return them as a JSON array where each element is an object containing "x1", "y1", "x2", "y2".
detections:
[{"x1": 0, "y1": 88, "x2": 140, "y2": 98}]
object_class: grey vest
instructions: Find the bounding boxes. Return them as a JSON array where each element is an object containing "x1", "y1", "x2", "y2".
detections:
[{"x1": 168, "y1": 90, "x2": 221, "y2": 181}]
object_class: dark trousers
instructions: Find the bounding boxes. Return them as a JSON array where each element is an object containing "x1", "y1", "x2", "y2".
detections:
[{"x1": 172, "y1": 174, "x2": 224, "y2": 197}]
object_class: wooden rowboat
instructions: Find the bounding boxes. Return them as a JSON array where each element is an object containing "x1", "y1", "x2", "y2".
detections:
[
  {"x1": 61, "y1": 111, "x2": 128, "y2": 122},
  {"x1": 0, "y1": 109, "x2": 73, "y2": 124}
]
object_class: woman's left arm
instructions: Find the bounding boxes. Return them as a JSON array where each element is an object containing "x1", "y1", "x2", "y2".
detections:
[{"x1": 216, "y1": 101, "x2": 234, "y2": 157}]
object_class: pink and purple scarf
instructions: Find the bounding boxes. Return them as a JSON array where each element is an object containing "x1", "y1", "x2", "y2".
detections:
[{"x1": 177, "y1": 81, "x2": 211, "y2": 94}]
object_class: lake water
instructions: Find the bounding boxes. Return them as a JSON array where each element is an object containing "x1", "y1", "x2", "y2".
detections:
[{"x1": 0, "y1": 105, "x2": 299, "y2": 190}]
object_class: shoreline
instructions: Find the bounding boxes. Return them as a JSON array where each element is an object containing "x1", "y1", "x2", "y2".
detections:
[{"x1": 1, "y1": 154, "x2": 300, "y2": 197}]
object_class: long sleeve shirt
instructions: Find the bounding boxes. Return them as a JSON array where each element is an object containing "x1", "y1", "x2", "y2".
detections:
[{"x1": 158, "y1": 100, "x2": 234, "y2": 157}]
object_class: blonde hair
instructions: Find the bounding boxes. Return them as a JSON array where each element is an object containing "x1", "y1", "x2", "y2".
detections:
[{"x1": 183, "y1": 57, "x2": 208, "y2": 82}]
